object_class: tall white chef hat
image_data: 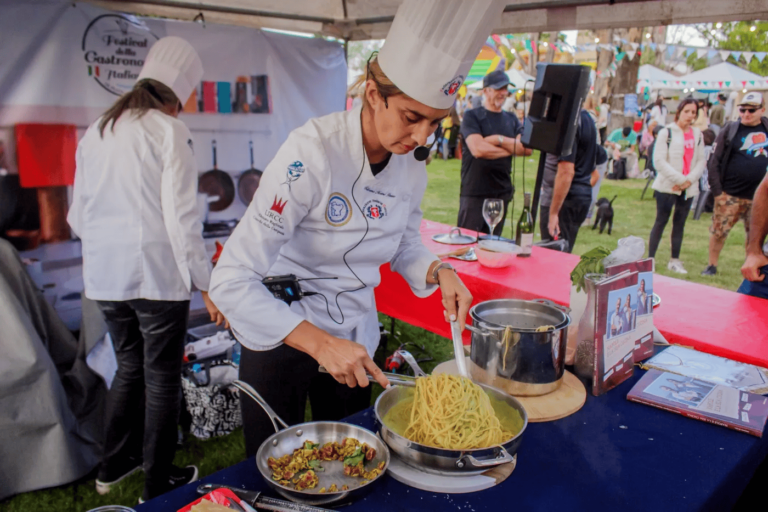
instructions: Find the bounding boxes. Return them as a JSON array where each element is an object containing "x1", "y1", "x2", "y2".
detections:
[
  {"x1": 137, "y1": 36, "x2": 203, "y2": 104},
  {"x1": 377, "y1": 0, "x2": 505, "y2": 110}
]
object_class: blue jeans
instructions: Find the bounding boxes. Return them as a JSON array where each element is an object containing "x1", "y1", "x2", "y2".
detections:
[{"x1": 96, "y1": 299, "x2": 189, "y2": 499}]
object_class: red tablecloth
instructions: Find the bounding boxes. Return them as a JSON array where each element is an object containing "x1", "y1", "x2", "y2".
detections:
[{"x1": 375, "y1": 220, "x2": 768, "y2": 368}]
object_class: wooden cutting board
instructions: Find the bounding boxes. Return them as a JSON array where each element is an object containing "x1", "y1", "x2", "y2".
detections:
[{"x1": 433, "y1": 357, "x2": 587, "y2": 423}]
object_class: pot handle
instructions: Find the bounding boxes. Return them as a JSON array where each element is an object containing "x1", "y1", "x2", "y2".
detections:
[
  {"x1": 466, "y1": 324, "x2": 491, "y2": 337},
  {"x1": 531, "y1": 298, "x2": 571, "y2": 314},
  {"x1": 232, "y1": 380, "x2": 290, "y2": 433},
  {"x1": 459, "y1": 445, "x2": 516, "y2": 469}
]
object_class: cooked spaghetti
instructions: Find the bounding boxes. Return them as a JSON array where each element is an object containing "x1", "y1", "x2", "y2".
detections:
[{"x1": 395, "y1": 374, "x2": 515, "y2": 450}]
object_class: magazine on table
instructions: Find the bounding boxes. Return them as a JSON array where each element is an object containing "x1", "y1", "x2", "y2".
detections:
[
  {"x1": 592, "y1": 270, "x2": 638, "y2": 396},
  {"x1": 642, "y1": 345, "x2": 768, "y2": 395},
  {"x1": 627, "y1": 369, "x2": 768, "y2": 437},
  {"x1": 605, "y1": 258, "x2": 654, "y2": 361}
]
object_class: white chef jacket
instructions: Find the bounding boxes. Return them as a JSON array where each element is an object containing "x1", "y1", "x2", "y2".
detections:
[
  {"x1": 68, "y1": 109, "x2": 211, "y2": 301},
  {"x1": 209, "y1": 106, "x2": 439, "y2": 356}
]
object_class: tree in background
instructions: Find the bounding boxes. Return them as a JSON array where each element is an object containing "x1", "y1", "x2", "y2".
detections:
[
  {"x1": 345, "y1": 40, "x2": 384, "y2": 87},
  {"x1": 691, "y1": 21, "x2": 768, "y2": 75}
]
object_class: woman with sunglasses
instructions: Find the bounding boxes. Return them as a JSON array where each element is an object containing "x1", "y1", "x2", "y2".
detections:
[
  {"x1": 209, "y1": 0, "x2": 505, "y2": 456},
  {"x1": 649, "y1": 98, "x2": 707, "y2": 274}
]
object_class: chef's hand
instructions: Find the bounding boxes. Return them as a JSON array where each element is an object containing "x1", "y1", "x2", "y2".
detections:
[
  {"x1": 681, "y1": 180, "x2": 692, "y2": 190},
  {"x1": 285, "y1": 321, "x2": 390, "y2": 389},
  {"x1": 201, "y1": 291, "x2": 229, "y2": 329},
  {"x1": 437, "y1": 270, "x2": 473, "y2": 330},
  {"x1": 548, "y1": 213, "x2": 560, "y2": 240},
  {"x1": 742, "y1": 251, "x2": 768, "y2": 282}
]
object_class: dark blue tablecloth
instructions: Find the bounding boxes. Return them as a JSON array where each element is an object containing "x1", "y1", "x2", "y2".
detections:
[{"x1": 137, "y1": 369, "x2": 768, "y2": 512}]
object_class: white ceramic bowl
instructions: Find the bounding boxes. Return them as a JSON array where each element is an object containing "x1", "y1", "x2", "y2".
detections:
[{"x1": 476, "y1": 240, "x2": 521, "y2": 268}]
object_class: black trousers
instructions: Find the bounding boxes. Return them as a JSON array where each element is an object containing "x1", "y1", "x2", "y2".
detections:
[
  {"x1": 239, "y1": 343, "x2": 372, "y2": 458},
  {"x1": 96, "y1": 299, "x2": 189, "y2": 499},
  {"x1": 457, "y1": 195, "x2": 511, "y2": 237},
  {"x1": 649, "y1": 191, "x2": 694, "y2": 259},
  {"x1": 539, "y1": 198, "x2": 590, "y2": 253}
]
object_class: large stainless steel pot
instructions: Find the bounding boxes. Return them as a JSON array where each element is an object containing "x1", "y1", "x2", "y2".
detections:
[
  {"x1": 233, "y1": 380, "x2": 390, "y2": 507},
  {"x1": 374, "y1": 382, "x2": 528, "y2": 475},
  {"x1": 467, "y1": 299, "x2": 571, "y2": 396}
]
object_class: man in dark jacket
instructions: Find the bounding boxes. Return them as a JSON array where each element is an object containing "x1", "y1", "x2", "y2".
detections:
[{"x1": 702, "y1": 92, "x2": 768, "y2": 276}]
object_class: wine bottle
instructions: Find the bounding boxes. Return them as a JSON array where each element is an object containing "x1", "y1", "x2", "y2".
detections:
[{"x1": 515, "y1": 192, "x2": 534, "y2": 257}]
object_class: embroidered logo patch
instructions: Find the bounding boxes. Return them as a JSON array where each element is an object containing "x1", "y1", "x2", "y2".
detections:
[
  {"x1": 270, "y1": 196, "x2": 287, "y2": 215},
  {"x1": 282, "y1": 160, "x2": 306, "y2": 188},
  {"x1": 326, "y1": 193, "x2": 351, "y2": 227},
  {"x1": 441, "y1": 75, "x2": 464, "y2": 96},
  {"x1": 363, "y1": 199, "x2": 387, "y2": 220}
]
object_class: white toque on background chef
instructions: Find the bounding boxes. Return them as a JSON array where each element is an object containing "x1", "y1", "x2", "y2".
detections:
[
  {"x1": 209, "y1": 0, "x2": 505, "y2": 455},
  {"x1": 69, "y1": 36, "x2": 212, "y2": 304}
]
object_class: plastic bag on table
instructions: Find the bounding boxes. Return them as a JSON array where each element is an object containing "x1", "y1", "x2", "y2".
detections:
[{"x1": 602, "y1": 236, "x2": 646, "y2": 267}]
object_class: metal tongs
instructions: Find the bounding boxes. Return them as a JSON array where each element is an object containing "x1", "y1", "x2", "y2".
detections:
[{"x1": 318, "y1": 349, "x2": 430, "y2": 387}]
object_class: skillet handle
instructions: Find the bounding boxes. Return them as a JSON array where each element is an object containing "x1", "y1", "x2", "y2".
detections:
[
  {"x1": 232, "y1": 380, "x2": 289, "y2": 433},
  {"x1": 459, "y1": 445, "x2": 516, "y2": 469}
]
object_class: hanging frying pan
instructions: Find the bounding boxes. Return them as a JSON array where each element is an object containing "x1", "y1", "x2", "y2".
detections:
[
  {"x1": 237, "y1": 140, "x2": 263, "y2": 205},
  {"x1": 198, "y1": 139, "x2": 235, "y2": 212}
]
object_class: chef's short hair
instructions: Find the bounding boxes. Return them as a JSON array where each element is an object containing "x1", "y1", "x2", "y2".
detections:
[
  {"x1": 99, "y1": 79, "x2": 180, "y2": 137},
  {"x1": 348, "y1": 55, "x2": 404, "y2": 108}
]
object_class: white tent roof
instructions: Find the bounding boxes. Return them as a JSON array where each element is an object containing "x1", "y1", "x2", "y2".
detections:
[
  {"x1": 87, "y1": 0, "x2": 768, "y2": 41},
  {"x1": 674, "y1": 62, "x2": 766, "y2": 90},
  {"x1": 638, "y1": 65, "x2": 677, "y2": 84}
]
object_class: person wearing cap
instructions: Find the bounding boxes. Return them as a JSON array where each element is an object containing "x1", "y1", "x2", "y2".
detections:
[
  {"x1": 210, "y1": 0, "x2": 504, "y2": 456},
  {"x1": 702, "y1": 91, "x2": 768, "y2": 277},
  {"x1": 709, "y1": 93, "x2": 727, "y2": 133},
  {"x1": 68, "y1": 36, "x2": 224, "y2": 501},
  {"x1": 457, "y1": 69, "x2": 532, "y2": 236}
]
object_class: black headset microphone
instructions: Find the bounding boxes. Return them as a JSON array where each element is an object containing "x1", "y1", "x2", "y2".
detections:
[{"x1": 413, "y1": 130, "x2": 440, "y2": 162}]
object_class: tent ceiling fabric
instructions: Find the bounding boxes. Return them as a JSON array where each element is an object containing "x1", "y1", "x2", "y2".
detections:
[{"x1": 89, "y1": 0, "x2": 768, "y2": 40}]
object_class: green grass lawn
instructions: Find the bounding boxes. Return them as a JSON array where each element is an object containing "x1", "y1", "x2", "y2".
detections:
[
  {"x1": 1, "y1": 152, "x2": 750, "y2": 511},
  {"x1": 424, "y1": 153, "x2": 748, "y2": 291}
]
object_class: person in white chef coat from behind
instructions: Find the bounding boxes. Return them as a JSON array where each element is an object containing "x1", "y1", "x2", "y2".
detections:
[
  {"x1": 67, "y1": 37, "x2": 225, "y2": 503},
  {"x1": 209, "y1": 0, "x2": 506, "y2": 456}
]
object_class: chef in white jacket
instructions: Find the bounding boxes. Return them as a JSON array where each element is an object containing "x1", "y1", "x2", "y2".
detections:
[
  {"x1": 210, "y1": 0, "x2": 505, "y2": 455},
  {"x1": 68, "y1": 37, "x2": 223, "y2": 501}
]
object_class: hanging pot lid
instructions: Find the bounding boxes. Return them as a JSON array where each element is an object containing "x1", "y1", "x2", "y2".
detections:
[
  {"x1": 237, "y1": 141, "x2": 263, "y2": 205},
  {"x1": 431, "y1": 227, "x2": 476, "y2": 245}
]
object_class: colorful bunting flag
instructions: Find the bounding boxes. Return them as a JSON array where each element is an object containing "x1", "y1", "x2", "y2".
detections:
[
  {"x1": 696, "y1": 48, "x2": 708, "y2": 59},
  {"x1": 720, "y1": 50, "x2": 731, "y2": 61},
  {"x1": 732, "y1": 51, "x2": 742, "y2": 61},
  {"x1": 744, "y1": 51, "x2": 754, "y2": 62},
  {"x1": 757, "y1": 52, "x2": 767, "y2": 63}
]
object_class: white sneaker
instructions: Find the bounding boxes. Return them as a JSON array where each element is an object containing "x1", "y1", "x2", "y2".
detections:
[{"x1": 667, "y1": 259, "x2": 688, "y2": 274}]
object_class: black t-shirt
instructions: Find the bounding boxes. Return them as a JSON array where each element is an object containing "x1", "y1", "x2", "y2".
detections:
[
  {"x1": 370, "y1": 152, "x2": 392, "y2": 176},
  {"x1": 723, "y1": 123, "x2": 768, "y2": 199},
  {"x1": 459, "y1": 107, "x2": 523, "y2": 200},
  {"x1": 561, "y1": 109, "x2": 598, "y2": 202}
]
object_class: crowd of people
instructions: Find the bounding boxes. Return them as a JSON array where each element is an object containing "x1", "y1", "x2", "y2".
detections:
[{"x1": 369, "y1": 75, "x2": 766, "y2": 290}]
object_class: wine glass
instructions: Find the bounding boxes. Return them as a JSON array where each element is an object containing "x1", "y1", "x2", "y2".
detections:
[{"x1": 482, "y1": 198, "x2": 504, "y2": 240}]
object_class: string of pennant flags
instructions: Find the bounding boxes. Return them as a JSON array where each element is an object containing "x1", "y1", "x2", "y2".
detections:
[{"x1": 492, "y1": 34, "x2": 767, "y2": 67}]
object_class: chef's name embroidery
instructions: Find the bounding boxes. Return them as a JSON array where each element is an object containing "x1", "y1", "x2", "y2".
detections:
[
  {"x1": 282, "y1": 160, "x2": 306, "y2": 189},
  {"x1": 254, "y1": 195, "x2": 288, "y2": 236},
  {"x1": 364, "y1": 186, "x2": 396, "y2": 198},
  {"x1": 326, "y1": 193, "x2": 351, "y2": 227},
  {"x1": 363, "y1": 199, "x2": 387, "y2": 220}
]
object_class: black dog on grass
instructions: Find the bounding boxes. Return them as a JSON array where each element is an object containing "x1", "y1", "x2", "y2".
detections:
[{"x1": 592, "y1": 195, "x2": 617, "y2": 235}]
